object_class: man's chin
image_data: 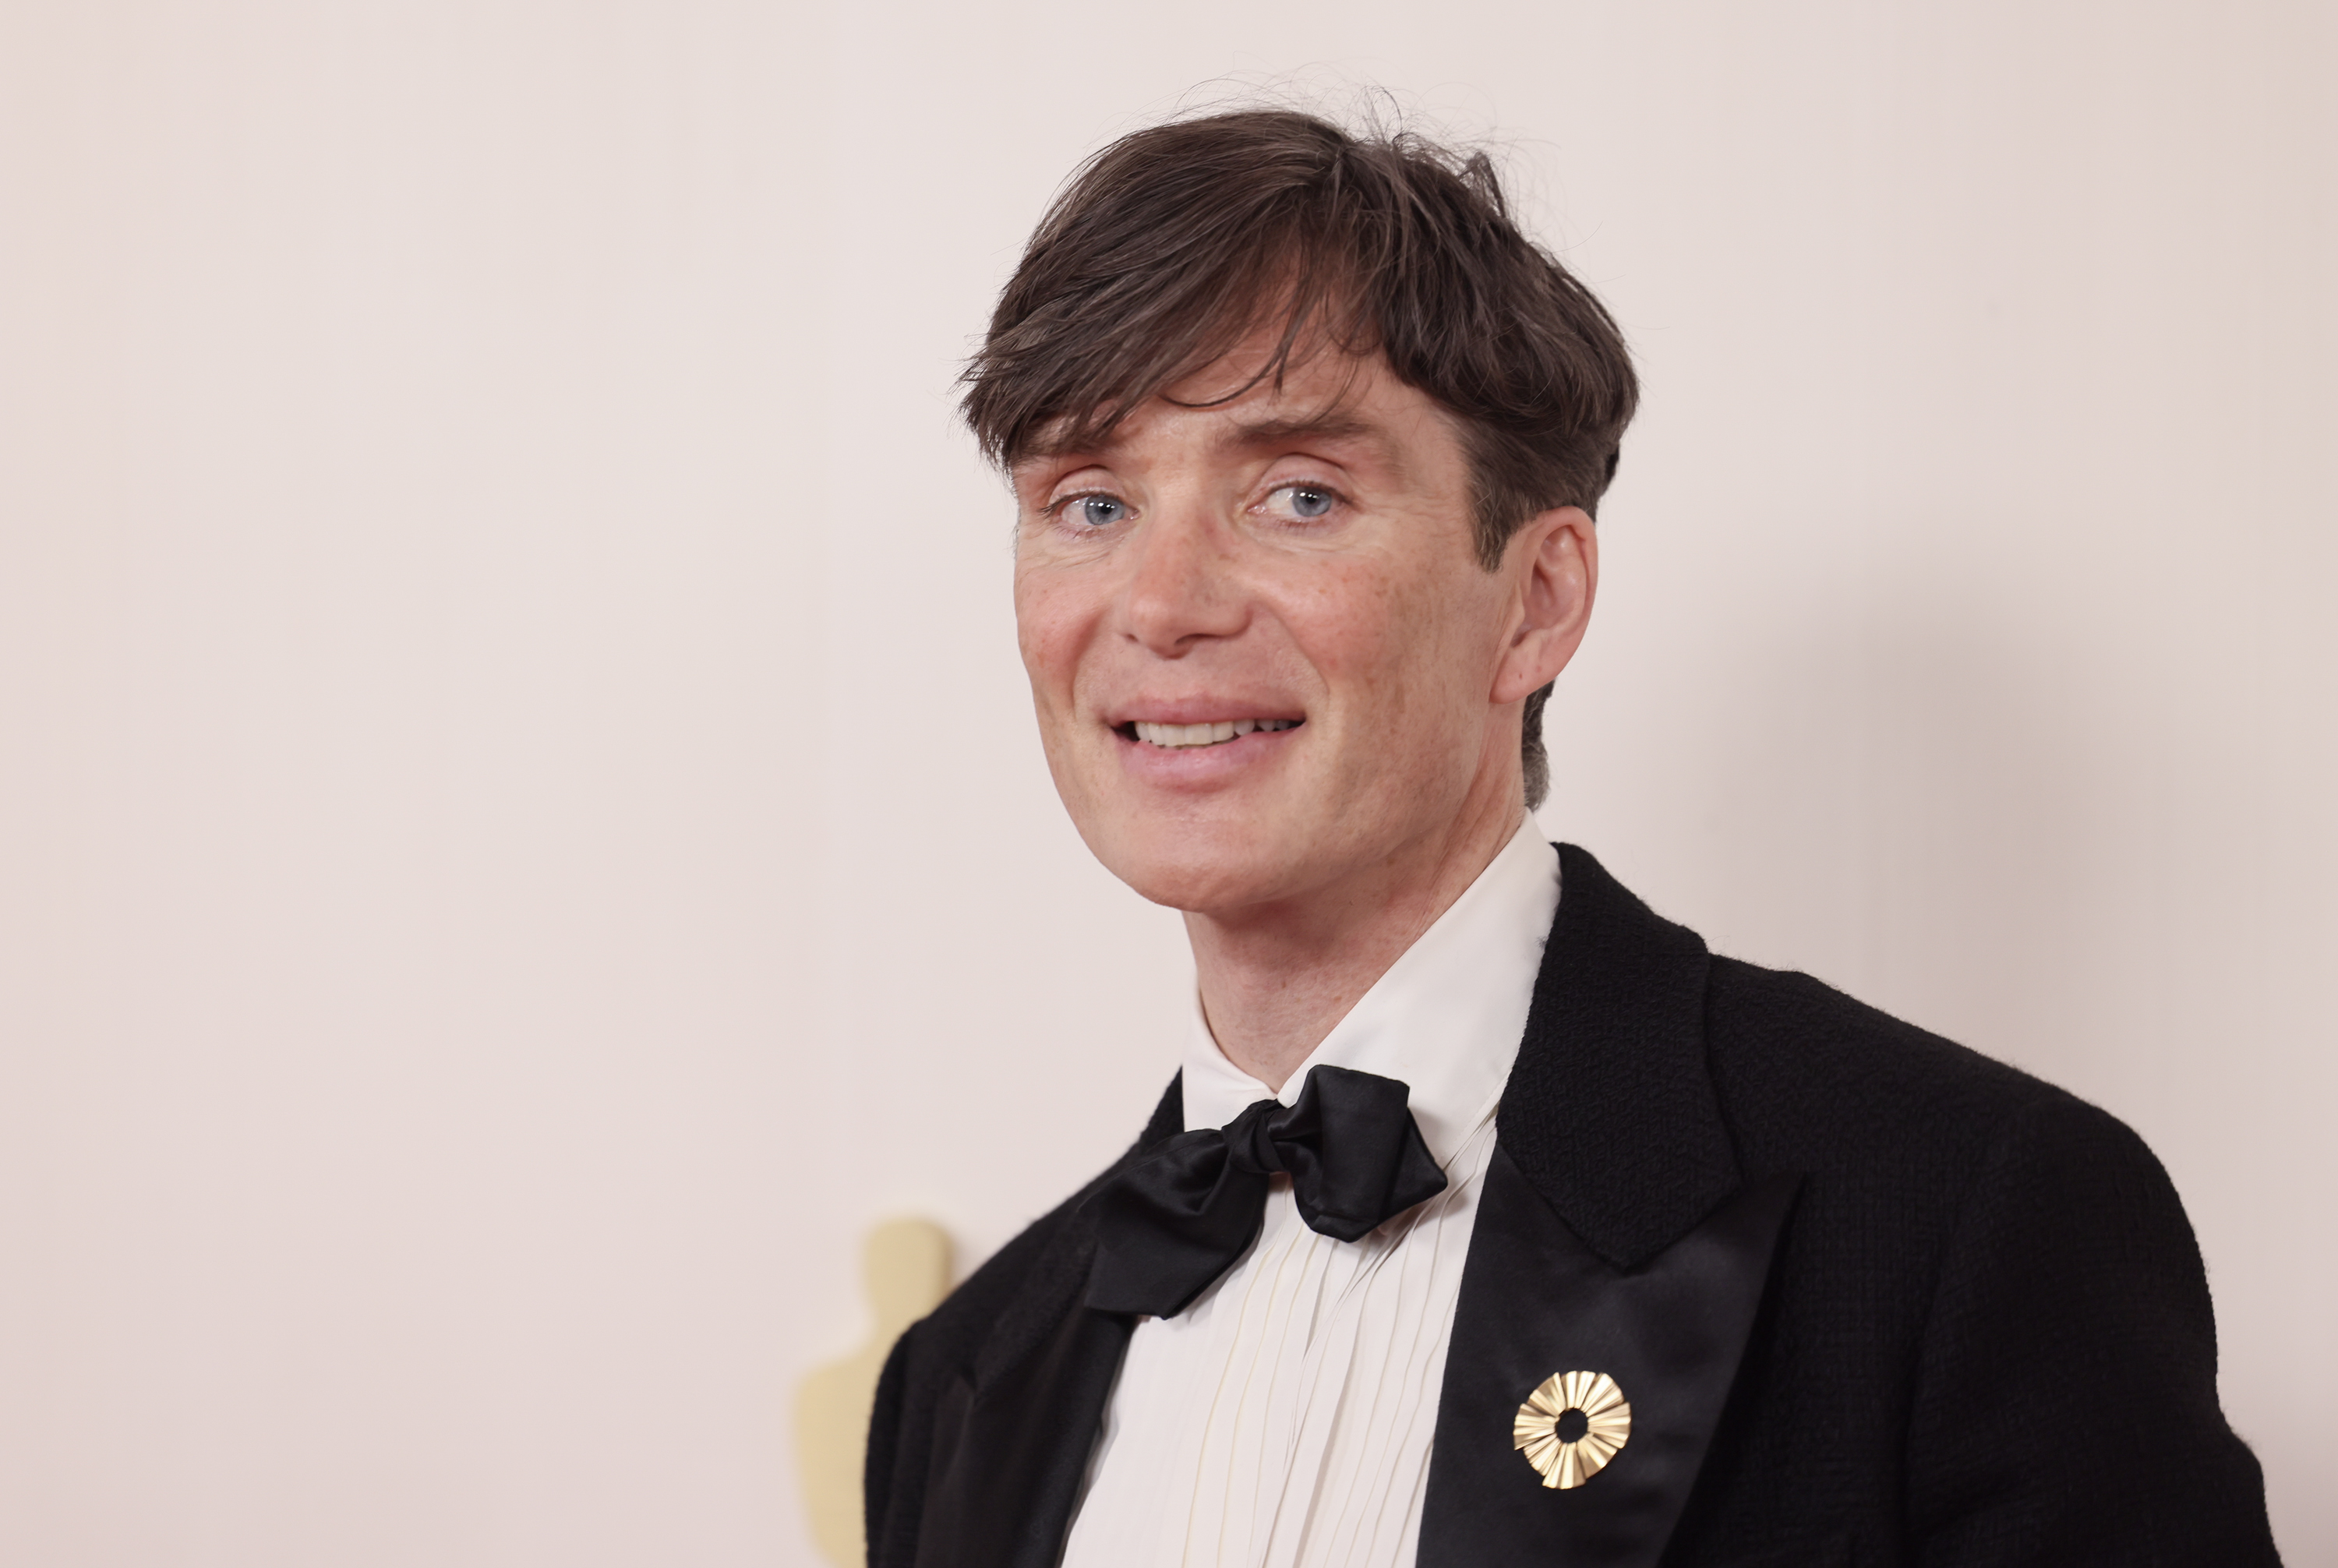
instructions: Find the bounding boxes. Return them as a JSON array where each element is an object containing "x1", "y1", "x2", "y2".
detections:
[{"x1": 1082, "y1": 821, "x2": 1329, "y2": 917}]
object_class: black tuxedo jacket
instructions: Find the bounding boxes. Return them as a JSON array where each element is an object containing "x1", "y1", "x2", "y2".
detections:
[{"x1": 866, "y1": 846, "x2": 2280, "y2": 1566}]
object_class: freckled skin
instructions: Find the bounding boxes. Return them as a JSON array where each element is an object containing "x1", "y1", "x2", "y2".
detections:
[{"x1": 1012, "y1": 336, "x2": 1597, "y2": 1086}]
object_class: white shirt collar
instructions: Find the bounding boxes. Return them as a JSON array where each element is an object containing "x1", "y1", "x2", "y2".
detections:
[{"x1": 1179, "y1": 817, "x2": 1563, "y2": 1169}]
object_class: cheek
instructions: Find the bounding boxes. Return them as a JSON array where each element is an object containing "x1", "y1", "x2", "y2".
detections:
[
  {"x1": 1287, "y1": 561, "x2": 1507, "y2": 763},
  {"x1": 1283, "y1": 560, "x2": 1398, "y2": 668},
  {"x1": 1300, "y1": 561, "x2": 1482, "y2": 690},
  {"x1": 1012, "y1": 569, "x2": 1089, "y2": 710}
]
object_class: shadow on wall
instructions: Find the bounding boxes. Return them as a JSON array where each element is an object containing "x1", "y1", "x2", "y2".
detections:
[{"x1": 794, "y1": 1220, "x2": 954, "y2": 1567}]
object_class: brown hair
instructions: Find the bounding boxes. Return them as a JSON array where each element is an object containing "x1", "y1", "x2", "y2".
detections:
[{"x1": 962, "y1": 108, "x2": 1637, "y2": 810}]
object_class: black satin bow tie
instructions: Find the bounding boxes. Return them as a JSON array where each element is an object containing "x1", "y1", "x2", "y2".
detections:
[{"x1": 1085, "y1": 1064, "x2": 1449, "y2": 1319}]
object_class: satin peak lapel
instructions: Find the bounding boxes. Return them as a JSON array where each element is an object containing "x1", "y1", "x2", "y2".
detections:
[{"x1": 1417, "y1": 1149, "x2": 1799, "y2": 1566}]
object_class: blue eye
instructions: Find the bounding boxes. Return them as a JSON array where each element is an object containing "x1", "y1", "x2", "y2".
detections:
[
  {"x1": 1264, "y1": 485, "x2": 1337, "y2": 522},
  {"x1": 1070, "y1": 495, "x2": 1128, "y2": 528}
]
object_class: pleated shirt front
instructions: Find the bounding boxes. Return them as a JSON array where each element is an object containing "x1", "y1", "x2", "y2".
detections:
[{"x1": 1060, "y1": 819, "x2": 1562, "y2": 1568}]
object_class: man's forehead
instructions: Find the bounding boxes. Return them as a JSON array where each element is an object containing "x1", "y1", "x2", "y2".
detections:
[{"x1": 1013, "y1": 358, "x2": 1428, "y2": 478}]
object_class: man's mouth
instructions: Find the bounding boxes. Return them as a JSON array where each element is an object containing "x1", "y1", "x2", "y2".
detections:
[{"x1": 1120, "y1": 718, "x2": 1303, "y2": 749}]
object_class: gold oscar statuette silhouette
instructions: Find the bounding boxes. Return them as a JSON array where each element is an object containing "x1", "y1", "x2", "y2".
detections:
[{"x1": 794, "y1": 1218, "x2": 952, "y2": 1566}]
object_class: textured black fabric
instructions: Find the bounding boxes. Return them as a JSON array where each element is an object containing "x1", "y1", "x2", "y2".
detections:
[
  {"x1": 867, "y1": 848, "x2": 2280, "y2": 1566},
  {"x1": 1502, "y1": 846, "x2": 1739, "y2": 1267},
  {"x1": 1086, "y1": 1064, "x2": 1446, "y2": 1316}
]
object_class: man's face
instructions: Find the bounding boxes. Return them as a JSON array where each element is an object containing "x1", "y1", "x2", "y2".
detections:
[{"x1": 1011, "y1": 337, "x2": 1590, "y2": 917}]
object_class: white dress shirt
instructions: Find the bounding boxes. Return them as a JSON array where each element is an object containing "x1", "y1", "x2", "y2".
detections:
[{"x1": 1061, "y1": 818, "x2": 1563, "y2": 1568}]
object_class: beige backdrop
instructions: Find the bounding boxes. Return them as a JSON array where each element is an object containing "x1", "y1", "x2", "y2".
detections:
[{"x1": 2, "y1": 2, "x2": 2331, "y2": 1563}]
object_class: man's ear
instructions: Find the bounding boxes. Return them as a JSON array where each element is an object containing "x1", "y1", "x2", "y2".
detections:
[{"x1": 1490, "y1": 506, "x2": 1598, "y2": 705}]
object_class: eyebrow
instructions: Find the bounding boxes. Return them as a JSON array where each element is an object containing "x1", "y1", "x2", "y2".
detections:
[
  {"x1": 1018, "y1": 411, "x2": 1400, "y2": 474},
  {"x1": 1216, "y1": 413, "x2": 1380, "y2": 454},
  {"x1": 1222, "y1": 414, "x2": 1414, "y2": 492}
]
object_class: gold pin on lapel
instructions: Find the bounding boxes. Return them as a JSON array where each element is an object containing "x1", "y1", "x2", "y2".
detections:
[{"x1": 1513, "y1": 1370, "x2": 1632, "y2": 1489}]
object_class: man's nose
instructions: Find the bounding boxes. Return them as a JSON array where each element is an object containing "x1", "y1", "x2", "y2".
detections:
[{"x1": 1118, "y1": 507, "x2": 1248, "y2": 658}]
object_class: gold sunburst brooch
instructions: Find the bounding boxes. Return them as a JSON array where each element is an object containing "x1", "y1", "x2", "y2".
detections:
[{"x1": 1513, "y1": 1369, "x2": 1632, "y2": 1489}]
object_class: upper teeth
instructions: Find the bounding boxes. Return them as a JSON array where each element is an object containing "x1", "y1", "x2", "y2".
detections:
[{"x1": 1133, "y1": 719, "x2": 1298, "y2": 747}]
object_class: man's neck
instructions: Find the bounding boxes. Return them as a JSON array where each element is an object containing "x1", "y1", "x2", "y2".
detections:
[{"x1": 1184, "y1": 789, "x2": 1530, "y2": 1093}]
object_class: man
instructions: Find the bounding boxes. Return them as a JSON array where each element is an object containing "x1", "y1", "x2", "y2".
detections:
[{"x1": 865, "y1": 108, "x2": 2279, "y2": 1566}]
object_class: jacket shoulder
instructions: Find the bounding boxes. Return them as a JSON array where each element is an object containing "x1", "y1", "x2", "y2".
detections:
[
  {"x1": 863, "y1": 1191, "x2": 1094, "y2": 1564},
  {"x1": 907, "y1": 1070, "x2": 1182, "y2": 1368},
  {"x1": 1662, "y1": 959, "x2": 2278, "y2": 1562},
  {"x1": 1702, "y1": 955, "x2": 2093, "y2": 1181},
  {"x1": 866, "y1": 1075, "x2": 1181, "y2": 1566}
]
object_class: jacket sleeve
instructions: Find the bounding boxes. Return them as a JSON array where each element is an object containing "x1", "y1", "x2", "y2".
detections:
[
  {"x1": 864, "y1": 1326, "x2": 917, "y2": 1566},
  {"x1": 1905, "y1": 1092, "x2": 2280, "y2": 1566}
]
